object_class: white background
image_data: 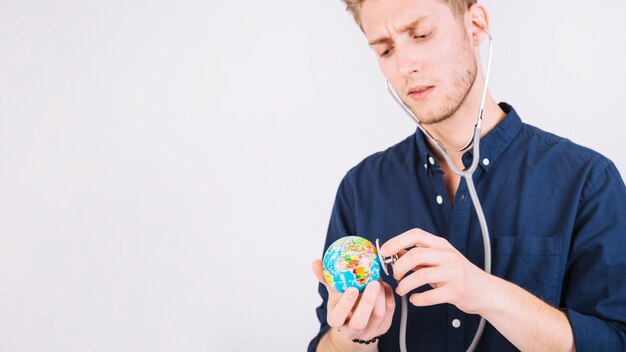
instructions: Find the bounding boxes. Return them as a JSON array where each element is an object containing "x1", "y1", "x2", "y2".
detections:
[{"x1": 0, "y1": 0, "x2": 625, "y2": 351}]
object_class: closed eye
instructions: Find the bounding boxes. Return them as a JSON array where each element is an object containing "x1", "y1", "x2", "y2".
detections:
[
  {"x1": 412, "y1": 30, "x2": 434, "y2": 41},
  {"x1": 380, "y1": 47, "x2": 394, "y2": 58}
]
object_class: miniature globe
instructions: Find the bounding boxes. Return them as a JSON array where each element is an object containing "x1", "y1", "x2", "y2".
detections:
[{"x1": 323, "y1": 236, "x2": 381, "y2": 293}]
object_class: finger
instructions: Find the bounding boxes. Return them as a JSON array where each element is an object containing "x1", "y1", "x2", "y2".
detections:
[
  {"x1": 409, "y1": 286, "x2": 451, "y2": 307},
  {"x1": 397, "y1": 249, "x2": 409, "y2": 257},
  {"x1": 380, "y1": 228, "x2": 449, "y2": 257},
  {"x1": 327, "y1": 287, "x2": 359, "y2": 327},
  {"x1": 371, "y1": 280, "x2": 387, "y2": 322},
  {"x1": 358, "y1": 280, "x2": 388, "y2": 340},
  {"x1": 396, "y1": 267, "x2": 450, "y2": 296},
  {"x1": 392, "y1": 247, "x2": 452, "y2": 280},
  {"x1": 376, "y1": 282, "x2": 396, "y2": 332},
  {"x1": 312, "y1": 259, "x2": 336, "y2": 292},
  {"x1": 348, "y1": 281, "x2": 381, "y2": 331}
]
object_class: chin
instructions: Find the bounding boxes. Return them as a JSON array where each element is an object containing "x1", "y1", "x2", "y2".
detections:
[{"x1": 408, "y1": 103, "x2": 447, "y2": 125}]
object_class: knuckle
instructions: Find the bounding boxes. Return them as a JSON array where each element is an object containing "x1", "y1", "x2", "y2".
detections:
[
  {"x1": 410, "y1": 248, "x2": 421, "y2": 261},
  {"x1": 360, "y1": 295, "x2": 375, "y2": 307},
  {"x1": 371, "y1": 308, "x2": 384, "y2": 321},
  {"x1": 362, "y1": 288, "x2": 378, "y2": 302},
  {"x1": 436, "y1": 236, "x2": 448, "y2": 247},
  {"x1": 414, "y1": 270, "x2": 425, "y2": 283},
  {"x1": 387, "y1": 298, "x2": 396, "y2": 310},
  {"x1": 409, "y1": 228, "x2": 422, "y2": 238}
]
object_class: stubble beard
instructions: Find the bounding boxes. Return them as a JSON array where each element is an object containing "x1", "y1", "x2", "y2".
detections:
[{"x1": 412, "y1": 42, "x2": 478, "y2": 126}]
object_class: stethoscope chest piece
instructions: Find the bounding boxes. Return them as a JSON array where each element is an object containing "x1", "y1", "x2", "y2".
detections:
[{"x1": 376, "y1": 238, "x2": 398, "y2": 276}]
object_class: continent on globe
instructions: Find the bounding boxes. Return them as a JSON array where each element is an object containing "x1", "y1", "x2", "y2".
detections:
[{"x1": 322, "y1": 236, "x2": 381, "y2": 293}]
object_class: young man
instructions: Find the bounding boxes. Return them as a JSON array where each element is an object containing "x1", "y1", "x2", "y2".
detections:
[{"x1": 309, "y1": 0, "x2": 626, "y2": 351}]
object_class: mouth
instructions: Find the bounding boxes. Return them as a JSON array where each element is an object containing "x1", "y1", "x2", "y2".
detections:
[{"x1": 408, "y1": 85, "x2": 435, "y2": 100}]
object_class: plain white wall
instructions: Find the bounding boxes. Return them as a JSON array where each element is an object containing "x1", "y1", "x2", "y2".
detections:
[{"x1": 0, "y1": 0, "x2": 624, "y2": 351}]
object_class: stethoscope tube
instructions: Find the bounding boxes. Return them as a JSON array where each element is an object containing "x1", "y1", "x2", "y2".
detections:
[{"x1": 378, "y1": 30, "x2": 494, "y2": 352}]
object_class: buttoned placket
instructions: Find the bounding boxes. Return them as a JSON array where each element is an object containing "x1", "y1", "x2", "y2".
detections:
[
  {"x1": 423, "y1": 153, "x2": 448, "y2": 211},
  {"x1": 425, "y1": 151, "x2": 488, "y2": 352},
  {"x1": 402, "y1": 105, "x2": 522, "y2": 351},
  {"x1": 447, "y1": 172, "x2": 473, "y2": 351}
]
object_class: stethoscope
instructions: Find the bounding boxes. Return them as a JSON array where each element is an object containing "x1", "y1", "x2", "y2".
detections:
[{"x1": 375, "y1": 30, "x2": 493, "y2": 352}]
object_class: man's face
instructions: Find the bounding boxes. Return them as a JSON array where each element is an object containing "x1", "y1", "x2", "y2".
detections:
[{"x1": 360, "y1": 0, "x2": 477, "y2": 125}]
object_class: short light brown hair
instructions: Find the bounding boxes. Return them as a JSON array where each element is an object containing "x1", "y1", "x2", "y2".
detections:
[{"x1": 342, "y1": 0, "x2": 477, "y2": 30}]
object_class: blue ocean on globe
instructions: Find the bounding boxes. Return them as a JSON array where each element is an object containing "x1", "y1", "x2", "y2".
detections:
[{"x1": 322, "y1": 236, "x2": 381, "y2": 293}]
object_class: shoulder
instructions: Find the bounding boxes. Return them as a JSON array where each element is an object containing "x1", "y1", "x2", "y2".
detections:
[
  {"x1": 343, "y1": 132, "x2": 416, "y2": 185},
  {"x1": 517, "y1": 122, "x2": 612, "y2": 176}
]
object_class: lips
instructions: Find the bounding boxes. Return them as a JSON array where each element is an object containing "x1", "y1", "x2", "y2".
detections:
[{"x1": 408, "y1": 85, "x2": 435, "y2": 100}]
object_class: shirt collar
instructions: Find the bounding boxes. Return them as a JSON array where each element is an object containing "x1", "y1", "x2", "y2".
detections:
[{"x1": 414, "y1": 102, "x2": 522, "y2": 173}]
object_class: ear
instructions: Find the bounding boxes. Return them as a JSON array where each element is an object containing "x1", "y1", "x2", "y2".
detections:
[{"x1": 465, "y1": 3, "x2": 490, "y2": 46}]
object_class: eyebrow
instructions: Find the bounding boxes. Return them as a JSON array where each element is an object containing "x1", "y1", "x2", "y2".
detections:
[{"x1": 367, "y1": 15, "x2": 430, "y2": 46}]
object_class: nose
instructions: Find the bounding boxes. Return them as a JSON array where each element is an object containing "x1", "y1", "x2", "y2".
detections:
[{"x1": 395, "y1": 44, "x2": 422, "y2": 78}]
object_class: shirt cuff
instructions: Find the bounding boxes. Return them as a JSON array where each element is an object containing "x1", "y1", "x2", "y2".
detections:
[{"x1": 564, "y1": 308, "x2": 625, "y2": 351}]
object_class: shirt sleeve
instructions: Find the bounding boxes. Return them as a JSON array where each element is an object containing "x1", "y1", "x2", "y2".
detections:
[
  {"x1": 308, "y1": 175, "x2": 357, "y2": 352},
  {"x1": 562, "y1": 160, "x2": 626, "y2": 351}
]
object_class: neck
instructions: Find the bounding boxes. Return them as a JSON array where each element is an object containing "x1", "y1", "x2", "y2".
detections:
[{"x1": 423, "y1": 77, "x2": 506, "y2": 167}]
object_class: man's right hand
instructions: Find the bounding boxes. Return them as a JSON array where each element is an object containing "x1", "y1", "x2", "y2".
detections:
[{"x1": 312, "y1": 259, "x2": 396, "y2": 351}]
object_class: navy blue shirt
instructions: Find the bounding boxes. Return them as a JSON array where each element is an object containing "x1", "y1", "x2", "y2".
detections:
[{"x1": 309, "y1": 103, "x2": 626, "y2": 351}]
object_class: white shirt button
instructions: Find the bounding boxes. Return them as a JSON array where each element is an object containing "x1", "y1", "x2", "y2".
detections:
[
  {"x1": 452, "y1": 319, "x2": 461, "y2": 328},
  {"x1": 428, "y1": 156, "x2": 436, "y2": 165},
  {"x1": 436, "y1": 195, "x2": 443, "y2": 204},
  {"x1": 482, "y1": 158, "x2": 490, "y2": 166},
  {"x1": 424, "y1": 163, "x2": 428, "y2": 170}
]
